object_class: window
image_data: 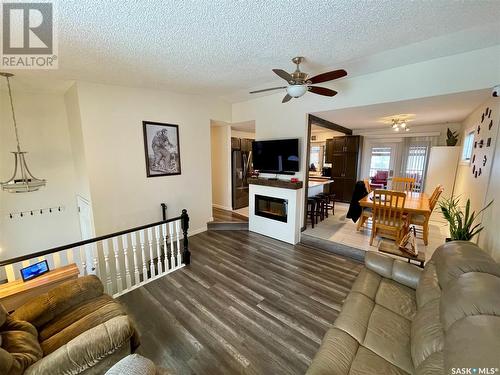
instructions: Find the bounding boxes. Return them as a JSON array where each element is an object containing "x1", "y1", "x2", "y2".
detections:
[
  {"x1": 462, "y1": 131, "x2": 474, "y2": 162},
  {"x1": 404, "y1": 144, "x2": 429, "y2": 192},
  {"x1": 309, "y1": 145, "x2": 323, "y2": 172},
  {"x1": 369, "y1": 147, "x2": 392, "y2": 177}
]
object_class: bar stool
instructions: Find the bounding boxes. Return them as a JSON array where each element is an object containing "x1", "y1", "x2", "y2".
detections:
[
  {"x1": 307, "y1": 198, "x2": 319, "y2": 228},
  {"x1": 319, "y1": 192, "x2": 336, "y2": 216},
  {"x1": 313, "y1": 195, "x2": 328, "y2": 221}
]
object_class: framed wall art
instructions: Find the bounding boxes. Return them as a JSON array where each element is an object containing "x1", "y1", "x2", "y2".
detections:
[{"x1": 143, "y1": 121, "x2": 181, "y2": 177}]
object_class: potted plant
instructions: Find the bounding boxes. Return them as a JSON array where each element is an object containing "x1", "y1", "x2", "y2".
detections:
[
  {"x1": 446, "y1": 128, "x2": 459, "y2": 146},
  {"x1": 439, "y1": 196, "x2": 493, "y2": 241}
]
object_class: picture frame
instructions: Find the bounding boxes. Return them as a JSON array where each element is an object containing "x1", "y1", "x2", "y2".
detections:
[{"x1": 142, "y1": 121, "x2": 181, "y2": 177}]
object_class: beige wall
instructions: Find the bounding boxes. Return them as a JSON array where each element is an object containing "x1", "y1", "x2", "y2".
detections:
[
  {"x1": 211, "y1": 123, "x2": 232, "y2": 210},
  {"x1": 75, "y1": 82, "x2": 231, "y2": 236},
  {"x1": 0, "y1": 90, "x2": 82, "y2": 260}
]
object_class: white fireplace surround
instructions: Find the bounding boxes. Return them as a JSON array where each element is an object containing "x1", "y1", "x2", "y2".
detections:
[{"x1": 249, "y1": 183, "x2": 302, "y2": 244}]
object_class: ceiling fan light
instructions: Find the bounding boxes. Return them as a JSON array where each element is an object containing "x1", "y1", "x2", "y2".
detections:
[
  {"x1": 286, "y1": 85, "x2": 308, "y2": 98},
  {"x1": 401, "y1": 122, "x2": 407, "y2": 128},
  {"x1": 405, "y1": 128, "x2": 410, "y2": 132}
]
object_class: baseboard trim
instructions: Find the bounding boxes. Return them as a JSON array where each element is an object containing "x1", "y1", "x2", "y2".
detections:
[
  {"x1": 189, "y1": 226, "x2": 207, "y2": 236},
  {"x1": 212, "y1": 204, "x2": 233, "y2": 211},
  {"x1": 300, "y1": 234, "x2": 365, "y2": 263}
]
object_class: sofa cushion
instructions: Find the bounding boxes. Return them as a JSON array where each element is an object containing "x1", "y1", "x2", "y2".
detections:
[
  {"x1": 444, "y1": 315, "x2": 500, "y2": 373},
  {"x1": 38, "y1": 294, "x2": 115, "y2": 342},
  {"x1": 411, "y1": 299, "x2": 443, "y2": 368},
  {"x1": 40, "y1": 297, "x2": 128, "y2": 355},
  {"x1": 440, "y1": 272, "x2": 500, "y2": 331},
  {"x1": 0, "y1": 304, "x2": 7, "y2": 327},
  {"x1": 0, "y1": 315, "x2": 43, "y2": 375},
  {"x1": 432, "y1": 241, "x2": 500, "y2": 289},
  {"x1": 350, "y1": 268, "x2": 381, "y2": 300},
  {"x1": 12, "y1": 275, "x2": 104, "y2": 328},
  {"x1": 363, "y1": 305, "x2": 413, "y2": 373},
  {"x1": 334, "y1": 292, "x2": 374, "y2": 343},
  {"x1": 349, "y1": 346, "x2": 410, "y2": 375},
  {"x1": 306, "y1": 327, "x2": 359, "y2": 375},
  {"x1": 416, "y1": 261, "x2": 441, "y2": 309},
  {"x1": 374, "y1": 279, "x2": 416, "y2": 320},
  {"x1": 415, "y1": 351, "x2": 444, "y2": 375},
  {"x1": 24, "y1": 316, "x2": 138, "y2": 375}
]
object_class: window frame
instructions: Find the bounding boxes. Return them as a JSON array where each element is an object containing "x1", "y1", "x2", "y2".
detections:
[{"x1": 460, "y1": 128, "x2": 475, "y2": 165}]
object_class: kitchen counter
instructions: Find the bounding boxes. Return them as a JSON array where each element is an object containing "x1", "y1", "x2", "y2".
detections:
[{"x1": 308, "y1": 179, "x2": 333, "y2": 197}]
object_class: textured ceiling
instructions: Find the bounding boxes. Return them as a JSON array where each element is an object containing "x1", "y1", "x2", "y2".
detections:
[
  {"x1": 313, "y1": 89, "x2": 491, "y2": 129},
  {"x1": 7, "y1": 1, "x2": 500, "y2": 101}
]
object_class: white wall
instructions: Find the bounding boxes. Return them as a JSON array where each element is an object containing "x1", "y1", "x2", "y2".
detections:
[
  {"x1": 0, "y1": 90, "x2": 82, "y2": 261},
  {"x1": 211, "y1": 123, "x2": 232, "y2": 210},
  {"x1": 75, "y1": 82, "x2": 231, "y2": 236}
]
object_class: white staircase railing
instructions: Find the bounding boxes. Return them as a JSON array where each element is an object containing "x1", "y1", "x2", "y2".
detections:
[{"x1": 0, "y1": 209, "x2": 191, "y2": 298}]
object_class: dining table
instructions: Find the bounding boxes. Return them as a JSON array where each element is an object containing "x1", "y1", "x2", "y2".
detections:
[{"x1": 359, "y1": 191, "x2": 431, "y2": 216}]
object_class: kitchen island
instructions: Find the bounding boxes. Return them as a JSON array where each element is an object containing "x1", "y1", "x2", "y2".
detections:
[{"x1": 307, "y1": 179, "x2": 334, "y2": 197}]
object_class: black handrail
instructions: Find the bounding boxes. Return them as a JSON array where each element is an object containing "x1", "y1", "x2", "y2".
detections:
[{"x1": 0, "y1": 211, "x2": 191, "y2": 268}]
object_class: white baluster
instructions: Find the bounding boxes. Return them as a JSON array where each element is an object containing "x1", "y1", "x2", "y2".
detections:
[
  {"x1": 139, "y1": 230, "x2": 148, "y2": 282},
  {"x1": 176, "y1": 220, "x2": 181, "y2": 267},
  {"x1": 112, "y1": 237, "x2": 123, "y2": 293},
  {"x1": 155, "y1": 226, "x2": 163, "y2": 274},
  {"x1": 91, "y1": 243, "x2": 99, "y2": 277},
  {"x1": 102, "y1": 240, "x2": 113, "y2": 294},
  {"x1": 161, "y1": 223, "x2": 168, "y2": 270},
  {"x1": 5, "y1": 265, "x2": 16, "y2": 282},
  {"x1": 168, "y1": 222, "x2": 174, "y2": 269},
  {"x1": 121, "y1": 234, "x2": 132, "y2": 290},
  {"x1": 79, "y1": 246, "x2": 88, "y2": 275},
  {"x1": 131, "y1": 232, "x2": 140, "y2": 286},
  {"x1": 66, "y1": 248, "x2": 74, "y2": 265},
  {"x1": 147, "y1": 228, "x2": 155, "y2": 278},
  {"x1": 52, "y1": 252, "x2": 61, "y2": 268}
]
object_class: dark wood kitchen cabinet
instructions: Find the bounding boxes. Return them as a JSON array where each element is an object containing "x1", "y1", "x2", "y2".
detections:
[{"x1": 325, "y1": 135, "x2": 363, "y2": 202}]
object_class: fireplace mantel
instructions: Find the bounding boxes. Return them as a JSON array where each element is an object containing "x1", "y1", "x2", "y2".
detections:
[{"x1": 248, "y1": 177, "x2": 303, "y2": 190}]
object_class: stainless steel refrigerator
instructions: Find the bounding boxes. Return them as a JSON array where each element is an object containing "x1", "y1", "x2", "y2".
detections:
[{"x1": 232, "y1": 138, "x2": 253, "y2": 210}]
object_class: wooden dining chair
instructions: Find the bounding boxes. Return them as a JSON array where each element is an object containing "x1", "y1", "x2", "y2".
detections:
[
  {"x1": 370, "y1": 190, "x2": 407, "y2": 246},
  {"x1": 392, "y1": 177, "x2": 415, "y2": 192},
  {"x1": 410, "y1": 185, "x2": 444, "y2": 245}
]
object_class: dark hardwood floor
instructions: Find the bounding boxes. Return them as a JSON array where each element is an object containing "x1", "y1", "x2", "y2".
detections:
[
  {"x1": 119, "y1": 230, "x2": 362, "y2": 374},
  {"x1": 212, "y1": 207, "x2": 248, "y2": 223}
]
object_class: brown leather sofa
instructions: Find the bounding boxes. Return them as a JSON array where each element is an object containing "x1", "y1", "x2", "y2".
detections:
[
  {"x1": 0, "y1": 275, "x2": 139, "y2": 375},
  {"x1": 306, "y1": 241, "x2": 500, "y2": 375}
]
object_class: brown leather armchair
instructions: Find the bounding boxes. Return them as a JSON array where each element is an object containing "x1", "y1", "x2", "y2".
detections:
[{"x1": 0, "y1": 276, "x2": 139, "y2": 375}]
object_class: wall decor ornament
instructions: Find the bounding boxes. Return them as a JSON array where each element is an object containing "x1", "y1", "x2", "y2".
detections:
[{"x1": 143, "y1": 121, "x2": 181, "y2": 177}]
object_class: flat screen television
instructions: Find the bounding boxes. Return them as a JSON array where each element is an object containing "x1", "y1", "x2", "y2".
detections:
[{"x1": 252, "y1": 138, "x2": 299, "y2": 174}]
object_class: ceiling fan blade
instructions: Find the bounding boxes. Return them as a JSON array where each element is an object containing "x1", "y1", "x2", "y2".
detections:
[
  {"x1": 249, "y1": 86, "x2": 286, "y2": 94},
  {"x1": 282, "y1": 94, "x2": 292, "y2": 103},
  {"x1": 308, "y1": 86, "x2": 338, "y2": 97},
  {"x1": 308, "y1": 69, "x2": 347, "y2": 84},
  {"x1": 272, "y1": 69, "x2": 293, "y2": 83}
]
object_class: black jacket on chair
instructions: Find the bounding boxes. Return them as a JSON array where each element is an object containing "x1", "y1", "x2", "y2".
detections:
[{"x1": 346, "y1": 181, "x2": 369, "y2": 222}]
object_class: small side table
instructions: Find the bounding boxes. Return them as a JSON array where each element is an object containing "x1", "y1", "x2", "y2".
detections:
[
  {"x1": 0, "y1": 263, "x2": 80, "y2": 312},
  {"x1": 378, "y1": 240, "x2": 425, "y2": 268}
]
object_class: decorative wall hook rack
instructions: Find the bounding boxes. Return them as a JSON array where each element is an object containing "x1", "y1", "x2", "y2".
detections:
[{"x1": 7, "y1": 205, "x2": 65, "y2": 219}]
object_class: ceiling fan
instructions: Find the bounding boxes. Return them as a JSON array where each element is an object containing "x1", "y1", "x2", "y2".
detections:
[{"x1": 249, "y1": 57, "x2": 347, "y2": 103}]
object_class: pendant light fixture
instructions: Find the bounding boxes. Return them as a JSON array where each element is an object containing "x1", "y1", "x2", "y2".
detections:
[{"x1": 1, "y1": 72, "x2": 46, "y2": 193}]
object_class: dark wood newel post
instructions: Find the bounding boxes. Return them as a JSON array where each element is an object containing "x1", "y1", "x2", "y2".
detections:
[
  {"x1": 181, "y1": 209, "x2": 191, "y2": 265},
  {"x1": 161, "y1": 203, "x2": 167, "y2": 220}
]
